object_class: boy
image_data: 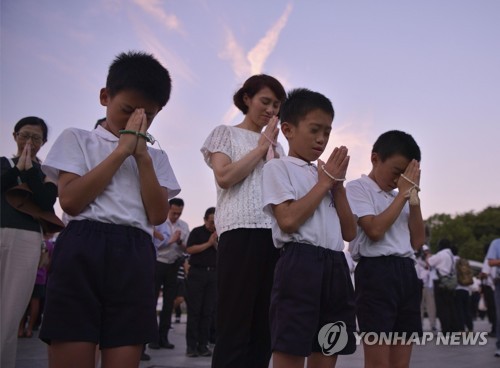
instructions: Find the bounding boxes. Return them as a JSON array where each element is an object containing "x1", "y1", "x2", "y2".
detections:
[
  {"x1": 39, "y1": 51, "x2": 181, "y2": 368},
  {"x1": 262, "y1": 88, "x2": 357, "y2": 368},
  {"x1": 346, "y1": 130, "x2": 425, "y2": 368}
]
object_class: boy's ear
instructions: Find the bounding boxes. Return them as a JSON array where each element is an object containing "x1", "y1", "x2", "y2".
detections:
[
  {"x1": 280, "y1": 121, "x2": 294, "y2": 138},
  {"x1": 370, "y1": 152, "x2": 379, "y2": 165},
  {"x1": 99, "y1": 88, "x2": 109, "y2": 107}
]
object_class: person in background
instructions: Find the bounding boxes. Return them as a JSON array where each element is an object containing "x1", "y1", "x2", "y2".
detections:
[
  {"x1": 486, "y1": 238, "x2": 500, "y2": 358},
  {"x1": 18, "y1": 232, "x2": 55, "y2": 338},
  {"x1": 185, "y1": 207, "x2": 218, "y2": 358},
  {"x1": 427, "y1": 239, "x2": 460, "y2": 333},
  {"x1": 416, "y1": 245, "x2": 437, "y2": 331},
  {"x1": 1, "y1": 116, "x2": 57, "y2": 368},
  {"x1": 201, "y1": 74, "x2": 286, "y2": 368},
  {"x1": 149, "y1": 198, "x2": 190, "y2": 350}
]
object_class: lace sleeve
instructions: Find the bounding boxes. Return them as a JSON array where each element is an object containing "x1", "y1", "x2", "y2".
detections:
[{"x1": 200, "y1": 125, "x2": 233, "y2": 168}]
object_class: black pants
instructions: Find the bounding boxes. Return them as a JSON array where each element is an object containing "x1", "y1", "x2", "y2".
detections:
[
  {"x1": 154, "y1": 258, "x2": 182, "y2": 343},
  {"x1": 455, "y1": 289, "x2": 473, "y2": 331},
  {"x1": 186, "y1": 266, "x2": 217, "y2": 350},
  {"x1": 433, "y1": 281, "x2": 459, "y2": 333},
  {"x1": 483, "y1": 284, "x2": 497, "y2": 331},
  {"x1": 211, "y1": 228, "x2": 279, "y2": 368}
]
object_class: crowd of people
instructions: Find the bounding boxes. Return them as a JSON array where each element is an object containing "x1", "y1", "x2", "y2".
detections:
[{"x1": 1, "y1": 50, "x2": 500, "y2": 368}]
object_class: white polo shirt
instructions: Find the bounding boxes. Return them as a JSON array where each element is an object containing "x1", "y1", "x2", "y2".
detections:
[
  {"x1": 42, "y1": 126, "x2": 181, "y2": 237},
  {"x1": 155, "y1": 217, "x2": 190, "y2": 264},
  {"x1": 427, "y1": 248, "x2": 456, "y2": 276},
  {"x1": 261, "y1": 156, "x2": 344, "y2": 251},
  {"x1": 346, "y1": 174, "x2": 414, "y2": 259}
]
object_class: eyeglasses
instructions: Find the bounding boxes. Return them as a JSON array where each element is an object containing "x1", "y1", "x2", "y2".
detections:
[{"x1": 15, "y1": 132, "x2": 44, "y2": 144}]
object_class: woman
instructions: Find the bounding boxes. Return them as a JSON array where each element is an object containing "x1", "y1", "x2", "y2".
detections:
[
  {"x1": 201, "y1": 74, "x2": 286, "y2": 368},
  {"x1": 1, "y1": 116, "x2": 57, "y2": 368}
]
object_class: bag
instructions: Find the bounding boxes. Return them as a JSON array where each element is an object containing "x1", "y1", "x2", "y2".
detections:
[
  {"x1": 456, "y1": 257, "x2": 474, "y2": 286},
  {"x1": 5, "y1": 183, "x2": 65, "y2": 233},
  {"x1": 4, "y1": 158, "x2": 65, "y2": 234},
  {"x1": 436, "y1": 249, "x2": 457, "y2": 290},
  {"x1": 437, "y1": 273, "x2": 458, "y2": 290}
]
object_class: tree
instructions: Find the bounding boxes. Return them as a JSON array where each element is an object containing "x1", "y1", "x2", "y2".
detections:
[{"x1": 426, "y1": 206, "x2": 500, "y2": 261}]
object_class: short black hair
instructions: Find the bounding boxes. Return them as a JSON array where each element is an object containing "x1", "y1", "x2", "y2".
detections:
[
  {"x1": 106, "y1": 51, "x2": 172, "y2": 108},
  {"x1": 233, "y1": 74, "x2": 286, "y2": 114},
  {"x1": 14, "y1": 116, "x2": 49, "y2": 142},
  {"x1": 169, "y1": 198, "x2": 184, "y2": 207},
  {"x1": 372, "y1": 130, "x2": 421, "y2": 162},
  {"x1": 280, "y1": 88, "x2": 334, "y2": 126},
  {"x1": 204, "y1": 207, "x2": 215, "y2": 220}
]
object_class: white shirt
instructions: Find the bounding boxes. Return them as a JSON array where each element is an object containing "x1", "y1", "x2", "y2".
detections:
[
  {"x1": 155, "y1": 218, "x2": 190, "y2": 264},
  {"x1": 346, "y1": 175, "x2": 414, "y2": 259},
  {"x1": 42, "y1": 126, "x2": 181, "y2": 237},
  {"x1": 427, "y1": 248, "x2": 455, "y2": 276},
  {"x1": 201, "y1": 125, "x2": 284, "y2": 235},
  {"x1": 262, "y1": 156, "x2": 344, "y2": 251}
]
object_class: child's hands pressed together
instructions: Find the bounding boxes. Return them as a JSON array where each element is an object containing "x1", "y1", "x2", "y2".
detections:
[
  {"x1": 118, "y1": 108, "x2": 148, "y2": 157},
  {"x1": 318, "y1": 146, "x2": 350, "y2": 189},
  {"x1": 397, "y1": 159, "x2": 420, "y2": 194}
]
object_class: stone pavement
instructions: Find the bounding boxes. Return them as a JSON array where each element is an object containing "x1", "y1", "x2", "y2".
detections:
[{"x1": 16, "y1": 317, "x2": 499, "y2": 368}]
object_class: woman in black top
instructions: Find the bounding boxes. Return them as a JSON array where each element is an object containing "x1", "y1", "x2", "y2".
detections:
[{"x1": 0, "y1": 116, "x2": 57, "y2": 368}]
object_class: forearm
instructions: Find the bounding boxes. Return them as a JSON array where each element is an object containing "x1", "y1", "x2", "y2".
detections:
[
  {"x1": 213, "y1": 146, "x2": 267, "y2": 189},
  {"x1": 24, "y1": 168, "x2": 57, "y2": 209},
  {"x1": 274, "y1": 182, "x2": 330, "y2": 234},
  {"x1": 361, "y1": 193, "x2": 408, "y2": 241},
  {"x1": 59, "y1": 149, "x2": 129, "y2": 216},
  {"x1": 408, "y1": 203, "x2": 425, "y2": 250},
  {"x1": 488, "y1": 259, "x2": 500, "y2": 267},
  {"x1": 186, "y1": 242, "x2": 212, "y2": 254},
  {"x1": 332, "y1": 186, "x2": 357, "y2": 241},
  {"x1": 1, "y1": 167, "x2": 21, "y2": 192},
  {"x1": 135, "y1": 154, "x2": 169, "y2": 225}
]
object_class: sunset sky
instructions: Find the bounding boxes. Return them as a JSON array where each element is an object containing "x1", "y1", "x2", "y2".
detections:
[{"x1": 1, "y1": 0, "x2": 499, "y2": 229}]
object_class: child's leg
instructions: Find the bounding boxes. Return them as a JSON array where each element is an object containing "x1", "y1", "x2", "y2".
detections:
[
  {"x1": 362, "y1": 343, "x2": 413, "y2": 368},
  {"x1": 389, "y1": 344, "x2": 413, "y2": 368},
  {"x1": 273, "y1": 351, "x2": 305, "y2": 368},
  {"x1": 26, "y1": 297, "x2": 41, "y2": 336},
  {"x1": 307, "y1": 352, "x2": 338, "y2": 368},
  {"x1": 48, "y1": 341, "x2": 97, "y2": 368},
  {"x1": 101, "y1": 345, "x2": 142, "y2": 368}
]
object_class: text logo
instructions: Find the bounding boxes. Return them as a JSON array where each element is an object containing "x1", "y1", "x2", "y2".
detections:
[{"x1": 317, "y1": 321, "x2": 348, "y2": 356}]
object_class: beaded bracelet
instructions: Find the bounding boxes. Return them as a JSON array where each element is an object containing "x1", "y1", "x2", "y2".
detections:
[
  {"x1": 321, "y1": 165, "x2": 346, "y2": 182},
  {"x1": 118, "y1": 129, "x2": 155, "y2": 144},
  {"x1": 261, "y1": 132, "x2": 277, "y2": 146}
]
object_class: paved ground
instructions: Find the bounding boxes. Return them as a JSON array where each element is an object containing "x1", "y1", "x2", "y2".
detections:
[{"x1": 16, "y1": 317, "x2": 499, "y2": 368}]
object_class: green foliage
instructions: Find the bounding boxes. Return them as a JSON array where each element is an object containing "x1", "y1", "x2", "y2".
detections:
[{"x1": 426, "y1": 206, "x2": 500, "y2": 261}]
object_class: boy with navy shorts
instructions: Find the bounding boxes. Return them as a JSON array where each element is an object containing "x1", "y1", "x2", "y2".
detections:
[
  {"x1": 346, "y1": 130, "x2": 425, "y2": 368},
  {"x1": 262, "y1": 88, "x2": 357, "y2": 368},
  {"x1": 39, "y1": 51, "x2": 181, "y2": 368}
]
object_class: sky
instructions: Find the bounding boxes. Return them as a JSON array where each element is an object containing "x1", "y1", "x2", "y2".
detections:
[{"x1": 1, "y1": 0, "x2": 499, "y2": 230}]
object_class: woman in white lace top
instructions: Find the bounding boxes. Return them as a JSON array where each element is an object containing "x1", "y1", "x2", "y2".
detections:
[{"x1": 201, "y1": 74, "x2": 286, "y2": 367}]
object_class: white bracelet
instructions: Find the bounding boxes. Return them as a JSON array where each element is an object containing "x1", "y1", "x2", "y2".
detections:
[
  {"x1": 400, "y1": 173, "x2": 420, "y2": 191},
  {"x1": 321, "y1": 165, "x2": 346, "y2": 182},
  {"x1": 261, "y1": 133, "x2": 277, "y2": 146}
]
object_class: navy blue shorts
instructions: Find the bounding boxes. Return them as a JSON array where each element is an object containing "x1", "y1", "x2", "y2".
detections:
[
  {"x1": 270, "y1": 242, "x2": 356, "y2": 357},
  {"x1": 355, "y1": 256, "x2": 422, "y2": 334},
  {"x1": 39, "y1": 220, "x2": 158, "y2": 348}
]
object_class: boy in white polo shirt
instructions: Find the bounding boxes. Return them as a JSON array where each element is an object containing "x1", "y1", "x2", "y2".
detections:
[
  {"x1": 262, "y1": 88, "x2": 357, "y2": 368},
  {"x1": 39, "y1": 51, "x2": 181, "y2": 368},
  {"x1": 346, "y1": 130, "x2": 425, "y2": 368}
]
